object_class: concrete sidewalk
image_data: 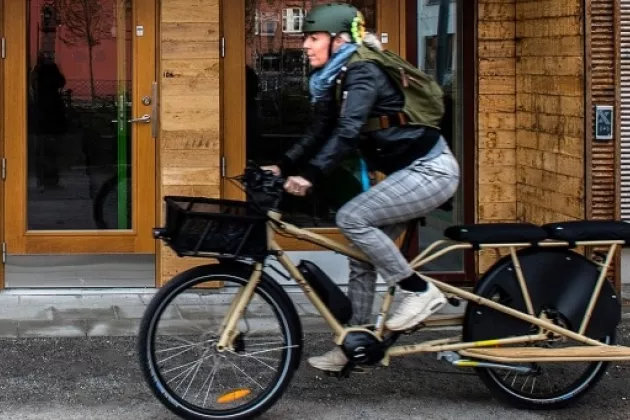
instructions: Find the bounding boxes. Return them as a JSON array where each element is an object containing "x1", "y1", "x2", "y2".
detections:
[
  {"x1": 0, "y1": 284, "x2": 627, "y2": 339},
  {"x1": 0, "y1": 288, "x2": 324, "y2": 338},
  {"x1": 0, "y1": 286, "x2": 468, "y2": 338}
]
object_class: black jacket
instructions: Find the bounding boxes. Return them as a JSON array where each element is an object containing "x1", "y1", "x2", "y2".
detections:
[{"x1": 279, "y1": 60, "x2": 441, "y2": 182}]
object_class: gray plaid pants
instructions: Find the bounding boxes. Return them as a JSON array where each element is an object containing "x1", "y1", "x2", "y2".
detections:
[{"x1": 336, "y1": 146, "x2": 460, "y2": 325}]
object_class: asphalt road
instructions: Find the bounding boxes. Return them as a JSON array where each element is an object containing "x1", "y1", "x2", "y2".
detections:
[{"x1": 0, "y1": 325, "x2": 629, "y2": 420}]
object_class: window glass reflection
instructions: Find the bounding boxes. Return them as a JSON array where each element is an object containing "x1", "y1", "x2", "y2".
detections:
[
  {"x1": 416, "y1": 0, "x2": 464, "y2": 272},
  {"x1": 27, "y1": 0, "x2": 133, "y2": 230}
]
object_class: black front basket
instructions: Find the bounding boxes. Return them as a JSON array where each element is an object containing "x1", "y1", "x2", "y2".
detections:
[{"x1": 156, "y1": 196, "x2": 270, "y2": 260}]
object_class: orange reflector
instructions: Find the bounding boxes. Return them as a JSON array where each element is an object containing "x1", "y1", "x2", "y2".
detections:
[{"x1": 216, "y1": 388, "x2": 252, "y2": 404}]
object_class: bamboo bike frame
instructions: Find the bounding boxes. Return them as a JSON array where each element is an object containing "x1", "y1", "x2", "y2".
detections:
[{"x1": 216, "y1": 210, "x2": 630, "y2": 364}]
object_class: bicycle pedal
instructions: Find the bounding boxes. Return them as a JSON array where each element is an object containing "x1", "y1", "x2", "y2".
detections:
[{"x1": 322, "y1": 364, "x2": 370, "y2": 379}]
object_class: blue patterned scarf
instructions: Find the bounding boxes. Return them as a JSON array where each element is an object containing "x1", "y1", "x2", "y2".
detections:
[{"x1": 308, "y1": 43, "x2": 358, "y2": 103}]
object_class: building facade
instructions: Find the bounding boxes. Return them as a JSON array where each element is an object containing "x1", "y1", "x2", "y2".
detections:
[{"x1": 0, "y1": 0, "x2": 623, "y2": 290}]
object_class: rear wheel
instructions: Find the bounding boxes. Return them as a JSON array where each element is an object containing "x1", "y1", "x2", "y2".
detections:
[
  {"x1": 463, "y1": 248, "x2": 620, "y2": 409},
  {"x1": 138, "y1": 263, "x2": 303, "y2": 419},
  {"x1": 473, "y1": 318, "x2": 615, "y2": 410}
]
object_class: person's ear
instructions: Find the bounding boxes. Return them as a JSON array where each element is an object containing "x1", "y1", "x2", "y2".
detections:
[{"x1": 331, "y1": 35, "x2": 346, "y2": 53}]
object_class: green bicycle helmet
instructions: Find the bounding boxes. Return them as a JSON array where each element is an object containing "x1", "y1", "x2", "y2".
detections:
[{"x1": 302, "y1": 3, "x2": 366, "y2": 43}]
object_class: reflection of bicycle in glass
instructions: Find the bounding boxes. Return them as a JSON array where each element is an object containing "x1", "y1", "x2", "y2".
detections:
[
  {"x1": 91, "y1": 163, "x2": 131, "y2": 230},
  {"x1": 138, "y1": 162, "x2": 630, "y2": 420}
]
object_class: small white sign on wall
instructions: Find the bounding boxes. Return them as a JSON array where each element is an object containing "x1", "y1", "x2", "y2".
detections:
[
  {"x1": 595, "y1": 105, "x2": 613, "y2": 141},
  {"x1": 136, "y1": 25, "x2": 144, "y2": 37}
]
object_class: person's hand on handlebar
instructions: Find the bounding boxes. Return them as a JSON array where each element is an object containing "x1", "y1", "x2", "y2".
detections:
[
  {"x1": 261, "y1": 165, "x2": 281, "y2": 176},
  {"x1": 259, "y1": 165, "x2": 311, "y2": 196},
  {"x1": 284, "y1": 176, "x2": 312, "y2": 196}
]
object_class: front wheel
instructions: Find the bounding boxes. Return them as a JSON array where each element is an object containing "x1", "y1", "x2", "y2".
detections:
[{"x1": 138, "y1": 262, "x2": 303, "y2": 419}]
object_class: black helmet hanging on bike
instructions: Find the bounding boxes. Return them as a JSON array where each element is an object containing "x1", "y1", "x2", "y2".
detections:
[{"x1": 302, "y1": 3, "x2": 366, "y2": 43}]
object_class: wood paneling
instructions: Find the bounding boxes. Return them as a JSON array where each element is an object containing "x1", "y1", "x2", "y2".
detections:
[
  {"x1": 515, "y1": 0, "x2": 585, "y2": 227},
  {"x1": 220, "y1": 0, "x2": 245, "y2": 203},
  {"x1": 517, "y1": 2, "x2": 582, "y2": 226},
  {"x1": 378, "y1": 0, "x2": 402, "y2": 53},
  {"x1": 477, "y1": 0, "x2": 517, "y2": 273},
  {"x1": 477, "y1": 0, "x2": 587, "y2": 274},
  {"x1": 158, "y1": 0, "x2": 222, "y2": 285}
]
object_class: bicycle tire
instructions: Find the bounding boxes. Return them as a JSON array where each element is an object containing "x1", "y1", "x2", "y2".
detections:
[
  {"x1": 137, "y1": 262, "x2": 304, "y2": 419},
  {"x1": 463, "y1": 248, "x2": 619, "y2": 409}
]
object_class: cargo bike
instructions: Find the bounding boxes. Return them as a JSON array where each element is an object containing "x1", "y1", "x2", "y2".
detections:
[{"x1": 138, "y1": 162, "x2": 630, "y2": 419}]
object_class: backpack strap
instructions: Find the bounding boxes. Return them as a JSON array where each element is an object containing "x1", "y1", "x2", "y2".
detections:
[
  {"x1": 362, "y1": 112, "x2": 410, "y2": 132},
  {"x1": 335, "y1": 66, "x2": 349, "y2": 104}
]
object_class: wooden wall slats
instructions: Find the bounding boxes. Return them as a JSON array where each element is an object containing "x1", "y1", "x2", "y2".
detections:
[
  {"x1": 515, "y1": 0, "x2": 585, "y2": 227},
  {"x1": 477, "y1": 0, "x2": 517, "y2": 272},
  {"x1": 477, "y1": 0, "x2": 586, "y2": 273},
  {"x1": 158, "y1": 0, "x2": 222, "y2": 285}
]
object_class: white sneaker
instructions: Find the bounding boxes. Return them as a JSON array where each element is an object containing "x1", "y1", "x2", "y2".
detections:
[
  {"x1": 308, "y1": 347, "x2": 348, "y2": 372},
  {"x1": 385, "y1": 282, "x2": 447, "y2": 331}
]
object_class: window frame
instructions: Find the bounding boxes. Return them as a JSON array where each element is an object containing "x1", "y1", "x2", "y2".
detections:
[
  {"x1": 260, "y1": 15, "x2": 278, "y2": 37},
  {"x1": 282, "y1": 7, "x2": 303, "y2": 33},
  {"x1": 404, "y1": 0, "x2": 477, "y2": 283}
]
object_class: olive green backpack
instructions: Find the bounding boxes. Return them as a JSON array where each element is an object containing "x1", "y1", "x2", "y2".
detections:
[{"x1": 337, "y1": 44, "x2": 445, "y2": 132}]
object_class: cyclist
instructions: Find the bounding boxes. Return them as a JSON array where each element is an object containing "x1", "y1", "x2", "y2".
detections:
[{"x1": 263, "y1": 3, "x2": 460, "y2": 372}]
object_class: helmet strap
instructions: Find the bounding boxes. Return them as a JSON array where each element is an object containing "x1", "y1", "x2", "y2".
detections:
[{"x1": 328, "y1": 32, "x2": 336, "y2": 62}]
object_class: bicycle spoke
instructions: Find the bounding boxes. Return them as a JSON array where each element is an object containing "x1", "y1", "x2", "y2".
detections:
[
  {"x1": 164, "y1": 352, "x2": 216, "y2": 377},
  {"x1": 243, "y1": 340, "x2": 286, "y2": 347},
  {"x1": 157, "y1": 341, "x2": 214, "y2": 365},
  {"x1": 201, "y1": 357, "x2": 221, "y2": 407},
  {"x1": 228, "y1": 350, "x2": 277, "y2": 372},
  {"x1": 220, "y1": 355, "x2": 265, "y2": 390},
  {"x1": 173, "y1": 360, "x2": 201, "y2": 392},
  {"x1": 156, "y1": 339, "x2": 212, "y2": 354},
  {"x1": 181, "y1": 349, "x2": 210, "y2": 399},
  {"x1": 234, "y1": 344, "x2": 297, "y2": 357}
]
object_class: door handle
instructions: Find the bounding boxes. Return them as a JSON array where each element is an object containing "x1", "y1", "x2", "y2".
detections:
[{"x1": 129, "y1": 114, "x2": 151, "y2": 123}]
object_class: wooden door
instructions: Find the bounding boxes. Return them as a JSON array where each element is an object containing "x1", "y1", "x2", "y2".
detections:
[
  {"x1": 222, "y1": 0, "x2": 403, "y2": 250},
  {"x1": 3, "y1": 0, "x2": 156, "y2": 255}
]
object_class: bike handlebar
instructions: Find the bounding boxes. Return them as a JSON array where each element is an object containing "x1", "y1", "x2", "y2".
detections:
[
  {"x1": 233, "y1": 161, "x2": 288, "y2": 212},
  {"x1": 240, "y1": 161, "x2": 286, "y2": 192}
]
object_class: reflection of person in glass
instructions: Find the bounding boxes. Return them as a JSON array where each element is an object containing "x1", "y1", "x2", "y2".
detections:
[
  {"x1": 30, "y1": 51, "x2": 67, "y2": 192},
  {"x1": 263, "y1": 4, "x2": 460, "y2": 373}
]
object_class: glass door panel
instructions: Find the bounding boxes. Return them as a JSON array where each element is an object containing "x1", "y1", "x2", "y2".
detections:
[
  {"x1": 27, "y1": 0, "x2": 132, "y2": 230},
  {"x1": 414, "y1": 0, "x2": 465, "y2": 272},
  {"x1": 3, "y1": 0, "x2": 156, "y2": 254}
]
